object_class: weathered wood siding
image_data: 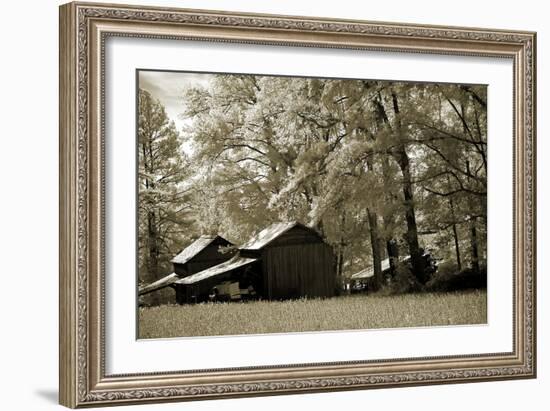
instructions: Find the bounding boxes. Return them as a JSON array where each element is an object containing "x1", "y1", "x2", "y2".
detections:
[
  {"x1": 174, "y1": 237, "x2": 234, "y2": 303},
  {"x1": 174, "y1": 238, "x2": 234, "y2": 278},
  {"x1": 262, "y1": 227, "x2": 336, "y2": 299}
]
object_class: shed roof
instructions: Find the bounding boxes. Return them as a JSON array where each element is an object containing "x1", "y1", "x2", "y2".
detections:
[
  {"x1": 138, "y1": 273, "x2": 178, "y2": 295},
  {"x1": 175, "y1": 255, "x2": 258, "y2": 285},
  {"x1": 240, "y1": 221, "x2": 314, "y2": 250},
  {"x1": 171, "y1": 235, "x2": 228, "y2": 265},
  {"x1": 350, "y1": 252, "x2": 430, "y2": 280},
  {"x1": 350, "y1": 258, "x2": 391, "y2": 279}
]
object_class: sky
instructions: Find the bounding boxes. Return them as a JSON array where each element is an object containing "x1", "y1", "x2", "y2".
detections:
[{"x1": 138, "y1": 70, "x2": 211, "y2": 134}]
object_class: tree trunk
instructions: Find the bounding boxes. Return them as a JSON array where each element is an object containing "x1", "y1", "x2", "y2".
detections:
[
  {"x1": 142, "y1": 136, "x2": 161, "y2": 305},
  {"x1": 367, "y1": 208, "x2": 383, "y2": 290},
  {"x1": 146, "y1": 209, "x2": 160, "y2": 305},
  {"x1": 393, "y1": 145, "x2": 426, "y2": 282},
  {"x1": 362, "y1": 135, "x2": 384, "y2": 290},
  {"x1": 334, "y1": 245, "x2": 346, "y2": 296},
  {"x1": 390, "y1": 92, "x2": 426, "y2": 283},
  {"x1": 448, "y1": 195, "x2": 462, "y2": 270},
  {"x1": 380, "y1": 152, "x2": 399, "y2": 277},
  {"x1": 451, "y1": 224, "x2": 462, "y2": 271},
  {"x1": 470, "y1": 217, "x2": 480, "y2": 273},
  {"x1": 337, "y1": 248, "x2": 344, "y2": 275},
  {"x1": 386, "y1": 239, "x2": 399, "y2": 275},
  {"x1": 336, "y1": 212, "x2": 347, "y2": 294}
]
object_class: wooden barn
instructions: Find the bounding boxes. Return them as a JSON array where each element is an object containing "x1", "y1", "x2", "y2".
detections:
[
  {"x1": 138, "y1": 235, "x2": 235, "y2": 303},
  {"x1": 174, "y1": 222, "x2": 336, "y2": 302},
  {"x1": 139, "y1": 222, "x2": 337, "y2": 303}
]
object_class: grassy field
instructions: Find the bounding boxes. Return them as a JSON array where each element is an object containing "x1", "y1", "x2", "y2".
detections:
[{"x1": 138, "y1": 290, "x2": 487, "y2": 339}]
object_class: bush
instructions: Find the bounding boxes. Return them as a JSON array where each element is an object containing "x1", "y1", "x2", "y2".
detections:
[
  {"x1": 436, "y1": 261, "x2": 460, "y2": 277},
  {"x1": 388, "y1": 263, "x2": 423, "y2": 294},
  {"x1": 139, "y1": 286, "x2": 176, "y2": 307},
  {"x1": 426, "y1": 265, "x2": 487, "y2": 292}
]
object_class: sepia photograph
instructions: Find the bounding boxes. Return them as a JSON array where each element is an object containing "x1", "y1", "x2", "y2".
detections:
[
  {"x1": 137, "y1": 70, "x2": 488, "y2": 339},
  {"x1": 56, "y1": 2, "x2": 537, "y2": 407}
]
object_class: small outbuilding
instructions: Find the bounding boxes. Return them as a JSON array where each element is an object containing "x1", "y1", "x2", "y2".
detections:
[
  {"x1": 138, "y1": 235, "x2": 235, "y2": 303},
  {"x1": 349, "y1": 251, "x2": 437, "y2": 292},
  {"x1": 171, "y1": 235, "x2": 235, "y2": 277}
]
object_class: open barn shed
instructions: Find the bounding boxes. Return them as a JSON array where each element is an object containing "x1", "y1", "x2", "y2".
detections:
[{"x1": 138, "y1": 235, "x2": 235, "y2": 304}]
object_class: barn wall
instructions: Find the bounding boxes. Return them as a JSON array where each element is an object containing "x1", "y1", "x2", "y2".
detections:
[
  {"x1": 173, "y1": 263, "x2": 188, "y2": 277},
  {"x1": 174, "y1": 242, "x2": 235, "y2": 279},
  {"x1": 193, "y1": 243, "x2": 234, "y2": 263},
  {"x1": 264, "y1": 242, "x2": 336, "y2": 299},
  {"x1": 174, "y1": 284, "x2": 188, "y2": 304}
]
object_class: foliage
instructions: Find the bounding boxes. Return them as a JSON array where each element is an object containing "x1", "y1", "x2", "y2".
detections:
[
  {"x1": 138, "y1": 74, "x2": 488, "y2": 299},
  {"x1": 138, "y1": 89, "x2": 192, "y2": 304},
  {"x1": 426, "y1": 265, "x2": 487, "y2": 292}
]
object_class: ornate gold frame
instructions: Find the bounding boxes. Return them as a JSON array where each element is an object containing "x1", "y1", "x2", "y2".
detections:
[{"x1": 59, "y1": 2, "x2": 536, "y2": 408}]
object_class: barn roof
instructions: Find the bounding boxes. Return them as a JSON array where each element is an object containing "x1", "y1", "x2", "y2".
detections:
[
  {"x1": 171, "y1": 235, "x2": 228, "y2": 265},
  {"x1": 175, "y1": 255, "x2": 258, "y2": 285},
  {"x1": 350, "y1": 258, "x2": 391, "y2": 279},
  {"x1": 138, "y1": 273, "x2": 178, "y2": 295},
  {"x1": 350, "y1": 252, "x2": 430, "y2": 280},
  {"x1": 240, "y1": 221, "x2": 315, "y2": 250}
]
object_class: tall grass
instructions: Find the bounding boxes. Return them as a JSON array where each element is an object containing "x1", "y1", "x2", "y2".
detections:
[{"x1": 138, "y1": 290, "x2": 487, "y2": 339}]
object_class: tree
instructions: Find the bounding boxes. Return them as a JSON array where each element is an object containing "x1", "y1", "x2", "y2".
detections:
[
  {"x1": 138, "y1": 89, "x2": 191, "y2": 304},
  {"x1": 179, "y1": 74, "x2": 487, "y2": 291},
  {"x1": 365, "y1": 85, "x2": 427, "y2": 283},
  {"x1": 413, "y1": 84, "x2": 487, "y2": 272}
]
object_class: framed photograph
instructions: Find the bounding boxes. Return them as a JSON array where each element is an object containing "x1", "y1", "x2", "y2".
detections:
[{"x1": 59, "y1": 1, "x2": 536, "y2": 408}]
